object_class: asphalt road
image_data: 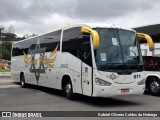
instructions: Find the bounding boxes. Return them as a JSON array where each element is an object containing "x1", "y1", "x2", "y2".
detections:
[{"x1": 0, "y1": 77, "x2": 160, "y2": 120}]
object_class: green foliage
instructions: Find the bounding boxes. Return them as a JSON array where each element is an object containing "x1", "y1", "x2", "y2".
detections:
[
  {"x1": 0, "y1": 44, "x2": 2, "y2": 59},
  {"x1": 16, "y1": 36, "x2": 25, "y2": 41},
  {"x1": 0, "y1": 42, "x2": 12, "y2": 60},
  {"x1": 0, "y1": 32, "x2": 26, "y2": 60},
  {"x1": 2, "y1": 33, "x2": 25, "y2": 41},
  {"x1": 0, "y1": 29, "x2": 37, "y2": 60},
  {"x1": 2, "y1": 33, "x2": 17, "y2": 41},
  {"x1": 0, "y1": 69, "x2": 10, "y2": 72}
]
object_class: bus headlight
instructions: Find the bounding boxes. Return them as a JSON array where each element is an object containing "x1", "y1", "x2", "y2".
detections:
[
  {"x1": 138, "y1": 79, "x2": 146, "y2": 85},
  {"x1": 95, "y1": 78, "x2": 112, "y2": 86}
]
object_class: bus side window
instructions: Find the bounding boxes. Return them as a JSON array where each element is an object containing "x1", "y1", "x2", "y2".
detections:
[
  {"x1": 62, "y1": 27, "x2": 82, "y2": 57},
  {"x1": 62, "y1": 28, "x2": 92, "y2": 67},
  {"x1": 12, "y1": 43, "x2": 24, "y2": 56},
  {"x1": 40, "y1": 30, "x2": 61, "y2": 52}
]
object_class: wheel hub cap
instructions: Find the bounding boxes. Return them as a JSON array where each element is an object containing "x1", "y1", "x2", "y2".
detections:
[
  {"x1": 150, "y1": 81, "x2": 160, "y2": 93},
  {"x1": 66, "y1": 84, "x2": 71, "y2": 94}
]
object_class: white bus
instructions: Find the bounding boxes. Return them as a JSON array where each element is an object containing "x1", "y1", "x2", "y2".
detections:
[
  {"x1": 135, "y1": 24, "x2": 160, "y2": 96},
  {"x1": 11, "y1": 23, "x2": 154, "y2": 99}
]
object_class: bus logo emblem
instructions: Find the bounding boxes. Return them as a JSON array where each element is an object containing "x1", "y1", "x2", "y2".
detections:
[
  {"x1": 106, "y1": 73, "x2": 119, "y2": 80},
  {"x1": 23, "y1": 40, "x2": 58, "y2": 84}
]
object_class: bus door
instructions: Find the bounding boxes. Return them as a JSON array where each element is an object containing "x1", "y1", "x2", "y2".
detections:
[
  {"x1": 82, "y1": 62, "x2": 92, "y2": 96},
  {"x1": 81, "y1": 35, "x2": 93, "y2": 96}
]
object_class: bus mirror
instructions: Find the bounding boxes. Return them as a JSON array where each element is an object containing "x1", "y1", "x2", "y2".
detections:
[
  {"x1": 81, "y1": 26, "x2": 100, "y2": 49},
  {"x1": 136, "y1": 33, "x2": 154, "y2": 51}
]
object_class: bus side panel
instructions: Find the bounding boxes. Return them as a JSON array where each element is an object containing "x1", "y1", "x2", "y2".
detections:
[
  {"x1": 11, "y1": 56, "x2": 29, "y2": 82},
  {"x1": 37, "y1": 51, "x2": 62, "y2": 89}
]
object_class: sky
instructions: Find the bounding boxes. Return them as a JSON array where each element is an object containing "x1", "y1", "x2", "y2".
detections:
[{"x1": 0, "y1": 0, "x2": 160, "y2": 37}]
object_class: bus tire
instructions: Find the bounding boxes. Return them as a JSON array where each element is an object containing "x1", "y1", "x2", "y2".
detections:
[
  {"x1": 20, "y1": 74, "x2": 26, "y2": 88},
  {"x1": 148, "y1": 77, "x2": 160, "y2": 96},
  {"x1": 63, "y1": 79, "x2": 74, "y2": 100}
]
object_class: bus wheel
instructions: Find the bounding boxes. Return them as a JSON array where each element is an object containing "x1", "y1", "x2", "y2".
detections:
[
  {"x1": 20, "y1": 74, "x2": 26, "y2": 88},
  {"x1": 64, "y1": 80, "x2": 74, "y2": 100},
  {"x1": 148, "y1": 77, "x2": 160, "y2": 96}
]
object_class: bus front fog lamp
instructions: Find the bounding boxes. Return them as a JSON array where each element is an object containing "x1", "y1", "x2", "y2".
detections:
[{"x1": 95, "y1": 78, "x2": 112, "y2": 86}]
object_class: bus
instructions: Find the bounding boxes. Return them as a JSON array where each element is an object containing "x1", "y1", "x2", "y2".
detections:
[
  {"x1": 134, "y1": 24, "x2": 160, "y2": 96},
  {"x1": 11, "y1": 23, "x2": 154, "y2": 99}
]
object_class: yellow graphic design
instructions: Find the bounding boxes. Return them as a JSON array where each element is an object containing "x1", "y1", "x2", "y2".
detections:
[{"x1": 23, "y1": 44, "x2": 59, "y2": 70}]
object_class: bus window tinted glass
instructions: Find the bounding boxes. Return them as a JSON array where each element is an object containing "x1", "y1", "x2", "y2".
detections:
[{"x1": 62, "y1": 27, "x2": 92, "y2": 66}]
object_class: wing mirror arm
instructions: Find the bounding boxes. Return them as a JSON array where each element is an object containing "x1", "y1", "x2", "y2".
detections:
[
  {"x1": 136, "y1": 33, "x2": 154, "y2": 51},
  {"x1": 81, "y1": 26, "x2": 100, "y2": 50}
]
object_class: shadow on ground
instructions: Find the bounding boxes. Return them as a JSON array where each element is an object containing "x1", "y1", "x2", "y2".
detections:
[{"x1": 14, "y1": 82, "x2": 144, "y2": 108}]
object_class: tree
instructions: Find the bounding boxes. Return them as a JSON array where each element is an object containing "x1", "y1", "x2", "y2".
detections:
[
  {"x1": 24, "y1": 33, "x2": 38, "y2": 38},
  {"x1": 0, "y1": 25, "x2": 39, "y2": 61},
  {"x1": 0, "y1": 42, "x2": 12, "y2": 60},
  {"x1": 2, "y1": 33, "x2": 17, "y2": 41},
  {"x1": 16, "y1": 36, "x2": 25, "y2": 41}
]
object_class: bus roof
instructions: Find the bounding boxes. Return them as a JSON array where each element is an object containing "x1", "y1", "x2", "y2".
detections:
[
  {"x1": 13, "y1": 23, "x2": 135, "y2": 45},
  {"x1": 63, "y1": 23, "x2": 135, "y2": 32}
]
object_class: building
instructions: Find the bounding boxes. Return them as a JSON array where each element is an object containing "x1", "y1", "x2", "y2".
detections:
[{"x1": 134, "y1": 23, "x2": 160, "y2": 43}]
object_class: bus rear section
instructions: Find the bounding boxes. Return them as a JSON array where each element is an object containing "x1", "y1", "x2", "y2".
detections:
[
  {"x1": 135, "y1": 24, "x2": 160, "y2": 96},
  {"x1": 140, "y1": 42, "x2": 160, "y2": 96}
]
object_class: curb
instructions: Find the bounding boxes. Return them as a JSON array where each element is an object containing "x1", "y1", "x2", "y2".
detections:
[{"x1": 0, "y1": 72, "x2": 11, "y2": 77}]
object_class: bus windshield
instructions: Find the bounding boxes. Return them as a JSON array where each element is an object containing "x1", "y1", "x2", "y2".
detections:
[{"x1": 94, "y1": 28, "x2": 143, "y2": 72}]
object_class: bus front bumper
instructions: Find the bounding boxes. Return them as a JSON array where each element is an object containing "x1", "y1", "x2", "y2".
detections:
[{"x1": 92, "y1": 83, "x2": 145, "y2": 97}]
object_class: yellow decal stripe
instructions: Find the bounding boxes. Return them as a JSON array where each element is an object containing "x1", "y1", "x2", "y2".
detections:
[{"x1": 49, "y1": 44, "x2": 59, "y2": 59}]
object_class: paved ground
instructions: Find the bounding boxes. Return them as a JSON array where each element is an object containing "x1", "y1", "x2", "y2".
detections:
[
  {"x1": 0, "y1": 77, "x2": 160, "y2": 120},
  {"x1": 0, "y1": 72, "x2": 11, "y2": 77}
]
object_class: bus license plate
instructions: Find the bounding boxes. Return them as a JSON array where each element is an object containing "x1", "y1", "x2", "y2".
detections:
[{"x1": 121, "y1": 89, "x2": 129, "y2": 93}]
